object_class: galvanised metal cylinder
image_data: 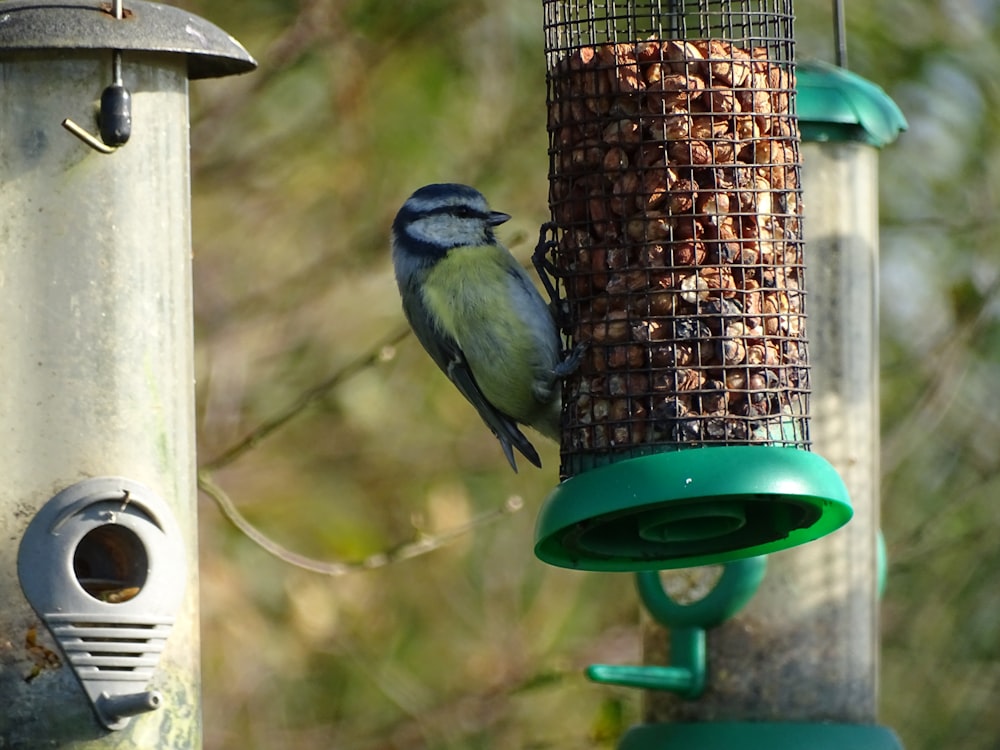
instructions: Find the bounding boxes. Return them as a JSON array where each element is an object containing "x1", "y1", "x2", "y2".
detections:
[{"x1": 0, "y1": 2, "x2": 254, "y2": 747}]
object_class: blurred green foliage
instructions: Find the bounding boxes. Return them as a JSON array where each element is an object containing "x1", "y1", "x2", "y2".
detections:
[{"x1": 183, "y1": 0, "x2": 1000, "y2": 747}]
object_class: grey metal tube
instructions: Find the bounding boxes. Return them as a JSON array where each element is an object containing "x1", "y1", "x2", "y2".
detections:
[{"x1": 0, "y1": 51, "x2": 199, "y2": 747}]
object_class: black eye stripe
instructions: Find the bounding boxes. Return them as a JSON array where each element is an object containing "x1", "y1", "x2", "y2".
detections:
[{"x1": 423, "y1": 204, "x2": 487, "y2": 220}]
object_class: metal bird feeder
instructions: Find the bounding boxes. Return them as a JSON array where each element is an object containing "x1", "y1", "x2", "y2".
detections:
[
  {"x1": 0, "y1": 0, "x2": 254, "y2": 745},
  {"x1": 534, "y1": 0, "x2": 851, "y2": 571}
]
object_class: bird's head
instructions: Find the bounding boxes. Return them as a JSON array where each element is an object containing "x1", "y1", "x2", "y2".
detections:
[{"x1": 391, "y1": 184, "x2": 511, "y2": 268}]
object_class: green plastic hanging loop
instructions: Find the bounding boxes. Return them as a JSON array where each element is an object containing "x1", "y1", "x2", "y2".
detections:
[
  {"x1": 586, "y1": 556, "x2": 767, "y2": 699},
  {"x1": 634, "y1": 555, "x2": 767, "y2": 628}
]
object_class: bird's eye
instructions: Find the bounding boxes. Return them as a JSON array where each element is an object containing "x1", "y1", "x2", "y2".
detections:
[{"x1": 454, "y1": 206, "x2": 475, "y2": 219}]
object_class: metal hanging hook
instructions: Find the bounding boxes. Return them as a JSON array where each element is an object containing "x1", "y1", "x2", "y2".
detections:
[
  {"x1": 61, "y1": 117, "x2": 119, "y2": 154},
  {"x1": 62, "y1": 1, "x2": 132, "y2": 154},
  {"x1": 833, "y1": 0, "x2": 848, "y2": 68}
]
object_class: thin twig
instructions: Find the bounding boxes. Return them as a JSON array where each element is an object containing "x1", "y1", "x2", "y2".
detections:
[
  {"x1": 198, "y1": 323, "x2": 526, "y2": 572},
  {"x1": 198, "y1": 470, "x2": 524, "y2": 575}
]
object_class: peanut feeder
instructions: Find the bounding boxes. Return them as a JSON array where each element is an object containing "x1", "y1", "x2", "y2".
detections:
[{"x1": 533, "y1": 0, "x2": 851, "y2": 571}]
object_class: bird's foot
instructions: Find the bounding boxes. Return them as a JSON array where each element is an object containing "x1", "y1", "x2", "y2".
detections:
[
  {"x1": 532, "y1": 222, "x2": 562, "y2": 306},
  {"x1": 554, "y1": 341, "x2": 588, "y2": 378}
]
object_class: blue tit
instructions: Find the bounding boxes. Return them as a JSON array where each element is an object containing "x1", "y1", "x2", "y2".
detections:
[{"x1": 391, "y1": 183, "x2": 562, "y2": 471}]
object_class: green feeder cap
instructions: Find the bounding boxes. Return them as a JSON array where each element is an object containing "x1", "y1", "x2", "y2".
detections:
[
  {"x1": 618, "y1": 722, "x2": 904, "y2": 750},
  {"x1": 534, "y1": 446, "x2": 851, "y2": 572},
  {"x1": 797, "y1": 60, "x2": 907, "y2": 147}
]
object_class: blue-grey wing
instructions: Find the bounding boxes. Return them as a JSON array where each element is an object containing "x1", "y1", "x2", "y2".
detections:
[{"x1": 400, "y1": 287, "x2": 541, "y2": 471}]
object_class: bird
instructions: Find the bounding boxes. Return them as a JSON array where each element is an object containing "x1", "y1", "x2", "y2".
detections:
[{"x1": 391, "y1": 183, "x2": 563, "y2": 471}]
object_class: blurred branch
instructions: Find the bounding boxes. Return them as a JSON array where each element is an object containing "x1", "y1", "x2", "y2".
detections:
[
  {"x1": 191, "y1": 0, "x2": 341, "y2": 159},
  {"x1": 198, "y1": 322, "x2": 531, "y2": 572},
  {"x1": 890, "y1": 519, "x2": 991, "y2": 573},
  {"x1": 881, "y1": 274, "x2": 1000, "y2": 477},
  {"x1": 886, "y1": 465, "x2": 998, "y2": 568},
  {"x1": 201, "y1": 324, "x2": 411, "y2": 471},
  {"x1": 198, "y1": 470, "x2": 524, "y2": 574},
  {"x1": 343, "y1": 624, "x2": 638, "y2": 749},
  {"x1": 197, "y1": 237, "x2": 393, "y2": 339},
  {"x1": 879, "y1": 215, "x2": 1000, "y2": 233}
]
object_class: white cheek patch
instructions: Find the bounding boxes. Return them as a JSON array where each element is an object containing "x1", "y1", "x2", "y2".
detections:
[{"x1": 409, "y1": 215, "x2": 483, "y2": 248}]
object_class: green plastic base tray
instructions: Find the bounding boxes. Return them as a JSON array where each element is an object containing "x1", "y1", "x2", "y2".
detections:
[
  {"x1": 534, "y1": 446, "x2": 851, "y2": 571},
  {"x1": 618, "y1": 722, "x2": 903, "y2": 750}
]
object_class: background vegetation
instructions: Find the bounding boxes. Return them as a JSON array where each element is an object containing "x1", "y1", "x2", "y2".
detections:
[{"x1": 181, "y1": 1, "x2": 1000, "y2": 747}]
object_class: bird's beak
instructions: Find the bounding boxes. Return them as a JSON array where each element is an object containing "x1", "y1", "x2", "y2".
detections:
[{"x1": 488, "y1": 211, "x2": 511, "y2": 226}]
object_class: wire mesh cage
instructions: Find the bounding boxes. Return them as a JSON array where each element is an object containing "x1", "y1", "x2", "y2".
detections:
[{"x1": 541, "y1": 0, "x2": 807, "y2": 480}]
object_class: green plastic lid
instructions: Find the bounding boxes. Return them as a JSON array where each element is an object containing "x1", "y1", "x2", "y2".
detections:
[
  {"x1": 534, "y1": 446, "x2": 851, "y2": 572},
  {"x1": 619, "y1": 722, "x2": 904, "y2": 750},
  {"x1": 797, "y1": 60, "x2": 907, "y2": 147}
]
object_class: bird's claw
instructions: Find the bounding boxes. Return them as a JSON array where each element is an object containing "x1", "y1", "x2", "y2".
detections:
[
  {"x1": 532, "y1": 221, "x2": 561, "y2": 306},
  {"x1": 554, "y1": 340, "x2": 588, "y2": 378}
]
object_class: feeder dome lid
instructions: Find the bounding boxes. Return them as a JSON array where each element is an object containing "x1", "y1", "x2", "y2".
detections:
[
  {"x1": 797, "y1": 60, "x2": 907, "y2": 147},
  {"x1": 535, "y1": 446, "x2": 852, "y2": 572},
  {"x1": 0, "y1": 0, "x2": 256, "y2": 79}
]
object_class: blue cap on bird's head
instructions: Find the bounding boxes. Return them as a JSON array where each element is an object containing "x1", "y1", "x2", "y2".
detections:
[
  {"x1": 407, "y1": 183, "x2": 483, "y2": 204},
  {"x1": 402, "y1": 183, "x2": 509, "y2": 220}
]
